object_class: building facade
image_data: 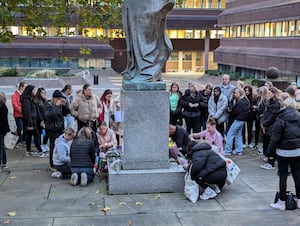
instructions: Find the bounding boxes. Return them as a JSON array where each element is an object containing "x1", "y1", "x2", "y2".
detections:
[
  {"x1": 215, "y1": 0, "x2": 300, "y2": 80},
  {"x1": 0, "y1": 0, "x2": 226, "y2": 74}
]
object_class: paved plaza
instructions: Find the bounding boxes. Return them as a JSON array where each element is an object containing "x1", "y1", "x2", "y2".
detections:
[{"x1": 0, "y1": 73, "x2": 299, "y2": 225}]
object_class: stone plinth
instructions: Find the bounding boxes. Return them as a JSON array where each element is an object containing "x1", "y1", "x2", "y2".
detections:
[
  {"x1": 108, "y1": 86, "x2": 186, "y2": 194},
  {"x1": 120, "y1": 88, "x2": 169, "y2": 170},
  {"x1": 108, "y1": 162, "x2": 185, "y2": 195}
]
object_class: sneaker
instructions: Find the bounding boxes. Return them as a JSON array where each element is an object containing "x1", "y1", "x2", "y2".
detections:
[
  {"x1": 260, "y1": 163, "x2": 276, "y2": 170},
  {"x1": 80, "y1": 173, "x2": 88, "y2": 186},
  {"x1": 70, "y1": 173, "x2": 78, "y2": 186},
  {"x1": 224, "y1": 152, "x2": 232, "y2": 156},
  {"x1": 270, "y1": 199, "x2": 286, "y2": 210},
  {"x1": 39, "y1": 153, "x2": 48, "y2": 158},
  {"x1": 232, "y1": 150, "x2": 237, "y2": 155},
  {"x1": 26, "y1": 151, "x2": 32, "y2": 156},
  {"x1": 213, "y1": 185, "x2": 221, "y2": 194},
  {"x1": 242, "y1": 144, "x2": 246, "y2": 149},
  {"x1": 1, "y1": 165, "x2": 9, "y2": 169},
  {"x1": 263, "y1": 157, "x2": 268, "y2": 162},
  {"x1": 237, "y1": 152, "x2": 243, "y2": 156},
  {"x1": 248, "y1": 144, "x2": 255, "y2": 149},
  {"x1": 41, "y1": 144, "x2": 50, "y2": 152},
  {"x1": 199, "y1": 186, "x2": 217, "y2": 200},
  {"x1": 257, "y1": 148, "x2": 263, "y2": 155},
  {"x1": 51, "y1": 171, "x2": 62, "y2": 179}
]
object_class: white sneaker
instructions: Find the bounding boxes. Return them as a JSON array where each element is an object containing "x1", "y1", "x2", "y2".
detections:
[
  {"x1": 260, "y1": 163, "x2": 276, "y2": 170},
  {"x1": 213, "y1": 185, "x2": 221, "y2": 194},
  {"x1": 257, "y1": 148, "x2": 263, "y2": 155},
  {"x1": 41, "y1": 144, "x2": 50, "y2": 152},
  {"x1": 199, "y1": 187, "x2": 217, "y2": 200},
  {"x1": 248, "y1": 144, "x2": 254, "y2": 149},
  {"x1": 70, "y1": 173, "x2": 78, "y2": 186},
  {"x1": 39, "y1": 153, "x2": 49, "y2": 158},
  {"x1": 80, "y1": 173, "x2": 88, "y2": 186},
  {"x1": 51, "y1": 171, "x2": 62, "y2": 179},
  {"x1": 270, "y1": 199, "x2": 286, "y2": 210}
]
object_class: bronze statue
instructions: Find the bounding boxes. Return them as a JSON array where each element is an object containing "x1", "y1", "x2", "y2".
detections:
[{"x1": 121, "y1": 0, "x2": 175, "y2": 84}]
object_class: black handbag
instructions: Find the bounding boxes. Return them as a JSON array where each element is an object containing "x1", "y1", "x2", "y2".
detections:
[{"x1": 274, "y1": 191, "x2": 297, "y2": 210}]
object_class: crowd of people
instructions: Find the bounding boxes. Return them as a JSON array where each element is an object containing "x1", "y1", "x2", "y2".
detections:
[
  {"x1": 1, "y1": 82, "x2": 121, "y2": 187},
  {"x1": 168, "y1": 74, "x2": 300, "y2": 209},
  {"x1": 1, "y1": 73, "x2": 300, "y2": 209}
]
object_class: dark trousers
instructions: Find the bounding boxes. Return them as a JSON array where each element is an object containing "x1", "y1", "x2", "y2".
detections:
[
  {"x1": 184, "y1": 116, "x2": 201, "y2": 134},
  {"x1": 216, "y1": 122, "x2": 225, "y2": 137},
  {"x1": 53, "y1": 163, "x2": 72, "y2": 179},
  {"x1": 0, "y1": 134, "x2": 7, "y2": 166},
  {"x1": 48, "y1": 131, "x2": 60, "y2": 168},
  {"x1": 195, "y1": 167, "x2": 227, "y2": 190},
  {"x1": 254, "y1": 119, "x2": 261, "y2": 145},
  {"x1": 277, "y1": 156, "x2": 300, "y2": 200},
  {"x1": 170, "y1": 111, "x2": 182, "y2": 126},
  {"x1": 243, "y1": 119, "x2": 253, "y2": 145},
  {"x1": 25, "y1": 121, "x2": 42, "y2": 153},
  {"x1": 77, "y1": 120, "x2": 97, "y2": 132}
]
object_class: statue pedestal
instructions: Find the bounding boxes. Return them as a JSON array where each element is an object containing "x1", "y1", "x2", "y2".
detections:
[{"x1": 108, "y1": 87, "x2": 185, "y2": 194}]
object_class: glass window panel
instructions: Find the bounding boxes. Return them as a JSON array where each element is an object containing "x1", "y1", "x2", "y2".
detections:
[
  {"x1": 249, "y1": 24, "x2": 254, "y2": 37},
  {"x1": 265, "y1": 23, "x2": 270, "y2": 37},
  {"x1": 259, "y1": 23, "x2": 264, "y2": 37},
  {"x1": 177, "y1": 30, "x2": 185, "y2": 38},
  {"x1": 185, "y1": 30, "x2": 193, "y2": 39},
  {"x1": 282, "y1": 21, "x2": 288, "y2": 36},
  {"x1": 296, "y1": 20, "x2": 300, "y2": 36},
  {"x1": 31, "y1": 59, "x2": 40, "y2": 68},
  {"x1": 169, "y1": 52, "x2": 179, "y2": 60},
  {"x1": 276, "y1": 22, "x2": 282, "y2": 36},
  {"x1": 254, "y1": 24, "x2": 259, "y2": 37},
  {"x1": 168, "y1": 30, "x2": 177, "y2": 39},
  {"x1": 182, "y1": 52, "x2": 192, "y2": 61},
  {"x1": 0, "y1": 59, "x2": 12, "y2": 67},
  {"x1": 241, "y1": 25, "x2": 246, "y2": 37},
  {"x1": 236, "y1": 25, "x2": 241, "y2": 37},
  {"x1": 289, "y1": 21, "x2": 295, "y2": 36},
  {"x1": 194, "y1": 30, "x2": 201, "y2": 39},
  {"x1": 40, "y1": 59, "x2": 50, "y2": 67},
  {"x1": 20, "y1": 58, "x2": 30, "y2": 67}
]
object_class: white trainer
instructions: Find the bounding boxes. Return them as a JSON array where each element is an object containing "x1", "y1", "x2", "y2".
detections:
[{"x1": 199, "y1": 186, "x2": 217, "y2": 200}]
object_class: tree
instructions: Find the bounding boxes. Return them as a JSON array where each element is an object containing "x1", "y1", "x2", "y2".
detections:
[{"x1": 0, "y1": 0, "x2": 123, "y2": 43}]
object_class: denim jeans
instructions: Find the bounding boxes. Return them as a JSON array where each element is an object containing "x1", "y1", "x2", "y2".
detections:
[
  {"x1": 224, "y1": 120, "x2": 245, "y2": 154},
  {"x1": 64, "y1": 115, "x2": 75, "y2": 129},
  {"x1": 71, "y1": 167, "x2": 94, "y2": 185},
  {"x1": 15, "y1": 117, "x2": 25, "y2": 143}
]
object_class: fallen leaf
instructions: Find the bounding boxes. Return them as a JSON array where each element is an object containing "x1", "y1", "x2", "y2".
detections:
[
  {"x1": 128, "y1": 220, "x2": 132, "y2": 226},
  {"x1": 7, "y1": 211, "x2": 16, "y2": 217},
  {"x1": 95, "y1": 190, "x2": 100, "y2": 194},
  {"x1": 135, "y1": 202, "x2": 143, "y2": 205},
  {"x1": 34, "y1": 170, "x2": 41, "y2": 173},
  {"x1": 89, "y1": 202, "x2": 96, "y2": 206},
  {"x1": 118, "y1": 202, "x2": 126, "y2": 206},
  {"x1": 51, "y1": 191, "x2": 58, "y2": 195},
  {"x1": 10, "y1": 176, "x2": 17, "y2": 180},
  {"x1": 101, "y1": 206, "x2": 110, "y2": 212},
  {"x1": 3, "y1": 219, "x2": 11, "y2": 224},
  {"x1": 154, "y1": 194, "x2": 161, "y2": 199}
]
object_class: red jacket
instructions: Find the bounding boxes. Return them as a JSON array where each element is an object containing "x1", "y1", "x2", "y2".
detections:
[{"x1": 11, "y1": 90, "x2": 23, "y2": 118}]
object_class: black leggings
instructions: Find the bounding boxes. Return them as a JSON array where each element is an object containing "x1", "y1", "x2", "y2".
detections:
[
  {"x1": 277, "y1": 156, "x2": 300, "y2": 201},
  {"x1": 195, "y1": 168, "x2": 227, "y2": 190}
]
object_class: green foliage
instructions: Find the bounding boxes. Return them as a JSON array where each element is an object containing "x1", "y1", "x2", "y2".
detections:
[
  {"x1": 205, "y1": 70, "x2": 219, "y2": 76},
  {"x1": 1, "y1": 67, "x2": 18, "y2": 77},
  {"x1": 0, "y1": 0, "x2": 123, "y2": 42}
]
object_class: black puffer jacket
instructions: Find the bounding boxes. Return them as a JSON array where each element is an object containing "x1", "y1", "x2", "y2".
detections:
[
  {"x1": 0, "y1": 103, "x2": 10, "y2": 135},
  {"x1": 44, "y1": 102, "x2": 64, "y2": 133},
  {"x1": 180, "y1": 90, "x2": 202, "y2": 117},
  {"x1": 229, "y1": 96, "x2": 250, "y2": 122},
  {"x1": 70, "y1": 138, "x2": 95, "y2": 168},
  {"x1": 189, "y1": 143, "x2": 226, "y2": 180},
  {"x1": 21, "y1": 96, "x2": 39, "y2": 127},
  {"x1": 267, "y1": 107, "x2": 300, "y2": 156},
  {"x1": 260, "y1": 99, "x2": 280, "y2": 135}
]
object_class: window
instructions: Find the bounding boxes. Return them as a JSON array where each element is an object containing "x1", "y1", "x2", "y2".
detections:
[
  {"x1": 289, "y1": 21, "x2": 295, "y2": 36},
  {"x1": 276, "y1": 22, "x2": 282, "y2": 36},
  {"x1": 295, "y1": 20, "x2": 300, "y2": 36},
  {"x1": 282, "y1": 21, "x2": 288, "y2": 36},
  {"x1": 265, "y1": 23, "x2": 270, "y2": 37}
]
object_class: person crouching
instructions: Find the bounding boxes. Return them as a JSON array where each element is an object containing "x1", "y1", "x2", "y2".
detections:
[{"x1": 186, "y1": 142, "x2": 227, "y2": 200}]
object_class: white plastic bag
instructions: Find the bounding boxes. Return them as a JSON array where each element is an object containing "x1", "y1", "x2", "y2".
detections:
[
  {"x1": 184, "y1": 164, "x2": 199, "y2": 203},
  {"x1": 224, "y1": 157, "x2": 240, "y2": 185},
  {"x1": 4, "y1": 132, "x2": 19, "y2": 150}
]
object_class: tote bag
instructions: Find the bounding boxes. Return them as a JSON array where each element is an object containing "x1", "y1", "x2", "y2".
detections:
[
  {"x1": 4, "y1": 132, "x2": 19, "y2": 150},
  {"x1": 184, "y1": 164, "x2": 199, "y2": 203}
]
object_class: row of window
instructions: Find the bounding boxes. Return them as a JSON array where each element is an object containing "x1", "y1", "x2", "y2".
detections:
[
  {"x1": 178, "y1": 0, "x2": 225, "y2": 9},
  {"x1": 9, "y1": 26, "x2": 224, "y2": 39},
  {"x1": 0, "y1": 58, "x2": 78, "y2": 68},
  {"x1": 224, "y1": 20, "x2": 300, "y2": 38}
]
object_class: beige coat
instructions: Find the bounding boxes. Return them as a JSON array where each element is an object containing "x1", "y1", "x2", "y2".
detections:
[{"x1": 70, "y1": 93, "x2": 102, "y2": 123}]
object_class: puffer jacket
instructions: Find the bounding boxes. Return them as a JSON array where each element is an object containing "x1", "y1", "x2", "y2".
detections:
[
  {"x1": 11, "y1": 90, "x2": 23, "y2": 118},
  {"x1": 70, "y1": 93, "x2": 102, "y2": 123},
  {"x1": 229, "y1": 96, "x2": 250, "y2": 122},
  {"x1": 0, "y1": 103, "x2": 10, "y2": 135},
  {"x1": 260, "y1": 99, "x2": 280, "y2": 135},
  {"x1": 70, "y1": 138, "x2": 95, "y2": 168},
  {"x1": 180, "y1": 89, "x2": 202, "y2": 117},
  {"x1": 53, "y1": 135, "x2": 72, "y2": 166},
  {"x1": 21, "y1": 96, "x2": 39, "y2": 127},
  {"x1": 267, "y1": 107, "x2": 300, "y2": 157},
  {"x1": 44, "y1": 102, "x2": 64, "y2": 133},
  {"x1": 189, "y1": 143, "x2": 226, "y2": 180}
]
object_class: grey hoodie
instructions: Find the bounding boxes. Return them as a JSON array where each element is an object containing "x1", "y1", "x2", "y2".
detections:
[{"x1": 53, "y1": 134, "x2": 73, "y2": 166}]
